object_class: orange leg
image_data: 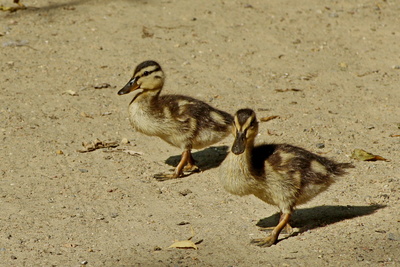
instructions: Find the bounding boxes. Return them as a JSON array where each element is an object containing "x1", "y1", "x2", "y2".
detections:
[
  {"x1": 259, "y1": 213, "x2": 293, "y2": 235},
  {"x1": 251, "y1": 213, "x2": 291, "y2": 247},
  {"x1": 173, "y1": 150, "x2": 190, "y2": 177},
  {"x1": 154, "y1": 149, "x2": 198, "y2": 181},
  {"x1": 183, "y1": 151, "x2": 199, "y2": 172}
]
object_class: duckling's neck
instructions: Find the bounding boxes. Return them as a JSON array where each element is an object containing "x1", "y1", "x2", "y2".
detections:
[
  {"x1": 220, "y1": 143, "x2": 256, "y2": 196},
  {"x1": 131, "y1": 88, "x2": 161, "y2": 104},
  {"x1": 128, "y1": 88, "x2": 163, "y2": 136}
]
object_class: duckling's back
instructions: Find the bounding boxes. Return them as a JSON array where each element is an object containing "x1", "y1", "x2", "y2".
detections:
[
  {"x1": 129, "y1": 92, "x2": 232, "y2": 149},
  {"x1": 252, "y1": 144, "x2": 353, "y2": 206},
  {"x1": 158, "y1": 94, "x2": 233, "y2": 149}
]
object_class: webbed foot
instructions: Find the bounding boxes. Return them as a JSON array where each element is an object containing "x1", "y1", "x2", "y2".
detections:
[{"x1": 250, "y1": 235, "x2": 277, "y2": 247}]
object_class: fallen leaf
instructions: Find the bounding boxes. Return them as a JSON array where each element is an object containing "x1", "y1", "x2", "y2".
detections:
[
  {"x1": 64, "y1": 90, "x2": 78, "y2": 96},
  {"x1": 260, "y1": 115, "x2": 280, "y2": 122},
  {"x1": 77, "y1": 139, "x2": 119, "y2": 153},
  {"x1": 80, "y1": 112, "x2": 94, "y2": 119},
  {"x1": 351, "y1": 149, "x2": 389, "y2": 161},
  {"x1": 169, "y1": 240, "x2": 198, "y2": 250},
  {"x1": 357, "y1": 70, "x2": 379, "y2": 77},
  {"x1": 93, "y1": 83, "x2": 111, "y2": 89},
  {"x1": 123, "y1": 150, "x2": 143, "y2": 156},
  {"x1": 142, "y1": 26, "x2": 154, "y2": 38}
]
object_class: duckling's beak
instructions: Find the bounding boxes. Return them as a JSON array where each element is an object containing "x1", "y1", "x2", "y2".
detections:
[
  {"x1": 118, "y1": 77, "x2": 140, "y2": 95},
  {"x1": 232, "y1": 131, "x2": 246, "y2": 155}
]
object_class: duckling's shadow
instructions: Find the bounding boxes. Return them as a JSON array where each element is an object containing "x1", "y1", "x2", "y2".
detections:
[
  {"x1": 257, "y1": 204, "x2": 385, "y2": 241},
  {"x1": 165, "y1": 146, "x2": 229, "y2": 174}
]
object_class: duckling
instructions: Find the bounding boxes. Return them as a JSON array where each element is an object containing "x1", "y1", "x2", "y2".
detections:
[
  {"x1": 118, "y1": 60, "x2": 233, "y2": 180},
  {"x1": 220, "y1": 108, "x2": 353, "y2": 247}
]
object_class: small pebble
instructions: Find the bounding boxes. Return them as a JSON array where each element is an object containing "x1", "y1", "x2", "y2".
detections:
[
  {"x1": 121, "y1": 138, "x2": 130, "y2": 144},
  {"x1": 339, "y1": 62, "x2": 348, "y2": 70},
  {"x1": 388, "y1": 233, "x2": 400, "y2": 241},
  {"x1": 316, "y1": 143, "x2": 325, "y2": 149},
  {"x1": 11, "y1": 255, "x2": 17, "y2": 260},
  {"x1": 179, "y1": 189, "x2": 192, "y2": 196},
  {"x1": 79, "y1": 169, "x2": 88, "y2": 173}
]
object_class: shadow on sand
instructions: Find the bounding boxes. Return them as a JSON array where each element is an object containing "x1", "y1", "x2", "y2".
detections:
[
  {"x1": 164, "y1": 145, "x2": 229, "y2": 175},
  {"x1": 256, "y1": 204, "x2": 386, "y2": 240}
]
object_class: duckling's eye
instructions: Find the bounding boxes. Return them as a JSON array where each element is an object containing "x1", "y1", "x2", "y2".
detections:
[
  {"x1": 143, "y1": 71, "x2": 150, "y2": 76},
  {"x1": 250, "y1": 120, "x2": 256, "y2": 128}
]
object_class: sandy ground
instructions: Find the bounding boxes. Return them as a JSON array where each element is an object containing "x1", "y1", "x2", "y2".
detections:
[{"x1": 1, "y1": 0, "x2": 400, "y2": 266}]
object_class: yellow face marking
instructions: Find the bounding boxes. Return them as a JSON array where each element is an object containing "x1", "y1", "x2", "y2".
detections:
[
  {"x1": 242, "y1": 117, "x2": 253, "y2": 132},
  {"x1": 234, "y1": 115, "x2": 240, "y2": 131},
  {"x1": 133, "y1": 66, "x2": 165, "y2": 90},
  {"x1": 135, "y1": 65, "x2": 160, "y2": 78},
  {"x1": 234, "y1": 114, "x2": 255, "y2": 131}
]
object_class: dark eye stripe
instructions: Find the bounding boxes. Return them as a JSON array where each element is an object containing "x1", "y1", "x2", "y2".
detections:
[{"x1": 142, "y1": 67, "x2": 161, "y2": 77}]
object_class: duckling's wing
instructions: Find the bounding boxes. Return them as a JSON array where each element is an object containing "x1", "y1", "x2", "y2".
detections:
[
  {"x1": 158, "y1": 94, "x2": 232, "y2": 130},
  {"x1": 252, "y1": 144, "x2": 353, "y2": 181},
  {"x1": 270, "y1": 144, "x2": 352, "y2": 184}
]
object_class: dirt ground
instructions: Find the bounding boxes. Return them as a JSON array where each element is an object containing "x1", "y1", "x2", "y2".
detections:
[{"x1": 1, "y1": 0, "x2": 399, "y2": 266}]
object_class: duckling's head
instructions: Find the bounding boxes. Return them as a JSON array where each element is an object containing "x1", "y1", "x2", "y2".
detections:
[
  {"x1": 118, "y1": 60, "x2": 165, "y2": 95},
  {"x1": 231, "y1": 109, "x2": 259, "y2": 155}
]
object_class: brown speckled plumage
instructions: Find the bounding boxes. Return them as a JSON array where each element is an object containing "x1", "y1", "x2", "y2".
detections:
[
  {"x1": 220, "y1": 108, "x2": 354, "y2": 247},
  {"x1": 118, "y1": 60, "x2": 233, "y2": 180}
]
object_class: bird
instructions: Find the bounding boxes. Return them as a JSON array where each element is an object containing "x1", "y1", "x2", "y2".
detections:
[
  {"x1": 117, "y1": 60, "x2": 233, "y2": 180},
  {"x1": 219, "y1": 108, "x2": 354, "y2": 247}
]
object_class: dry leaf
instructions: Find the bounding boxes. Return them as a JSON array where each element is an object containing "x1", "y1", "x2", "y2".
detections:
[
  {"x1": 351, "y1": 149, "x2": 389, "y2": 162},
  {"x1": 169, "y1": 240, "x2": 198, "y2": 250},
  {"x1": 357, "y1": 70, "x2": 379, "y2": 77},
  {"x1": 64, "y1": 90, "x2": 78, "y2": 96},
  {"x1": 123, "y1": 150, "x2": 143, "y2": 156},
  {"x1": 80, "y1": 112, "x2": 94, "y2": 119},
  {"x1": 260, "y1": 115, "x2": 280, "y2": 122},
  {"x1": 168, "y1": 225, "x2": 200, "y2": 250},
  {"x1": 93, "y1": 83, "x2": 111, "y2": 89},
  {"x1": 77, "y1": 139, "x2": 119, "y2": 153},
  {"x1": 142, "y1": 26, "x2": 154, "y2": 38}
]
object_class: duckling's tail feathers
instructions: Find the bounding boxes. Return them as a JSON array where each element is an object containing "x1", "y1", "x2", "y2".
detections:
[{"x1": 332, "y1": 162, "x2": 355, "y2": 176}]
